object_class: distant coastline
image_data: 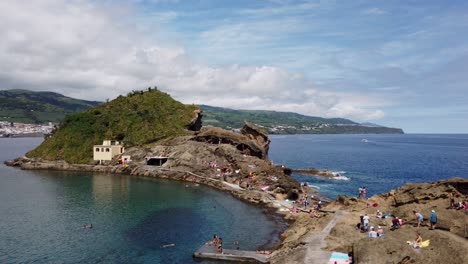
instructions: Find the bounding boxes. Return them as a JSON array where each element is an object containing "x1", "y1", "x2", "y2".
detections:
[{"x1": 0, "y1": 132, "x2": 44, "y2": 138}]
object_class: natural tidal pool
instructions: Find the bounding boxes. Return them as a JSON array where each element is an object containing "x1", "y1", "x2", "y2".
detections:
[{"x1": 0, "y1": 138, "x2": 283, "y2": 264}]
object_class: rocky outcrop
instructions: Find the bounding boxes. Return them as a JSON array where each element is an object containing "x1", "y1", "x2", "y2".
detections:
[
  {"x1": 241, "y1": 121, "x2": 270, "y2": 159},
  {"x1": 261, "y1": 178, "x2": 468, "y2": 264},
  {"x1": 291, "y1": 167, "x2": 336, "y2": 178},
  {"x1": 321, "y1": 178, "x2": 468, "y2": 264},
  {"x1": 186, "y1": 109, "x2": 203, "y2": 131},
  {"x1": 191, "y1": 125, "x2": 270, "y2": 159}
]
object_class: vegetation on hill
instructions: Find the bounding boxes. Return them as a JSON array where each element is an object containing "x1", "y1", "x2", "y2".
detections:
[
  {"x1": 200, "y1": 105, "x2": 404, "y2": 134},
  {"x1": 0, "y1": 89, "x2": 101, "y2": 123},
  {"x1": 0, "y1": 89, "x2": 403, "y2": 135},
  {"x1": 27, "y1": 88, "x2": 199, "y2": 164}
]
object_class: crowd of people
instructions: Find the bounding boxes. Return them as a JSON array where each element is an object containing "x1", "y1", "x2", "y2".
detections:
[
  {"x1": 352, "y1": 189, "x2": 468, "y2": 249},
  {"x1": 208, "y1": 234, "x2": 224, "y2": 253},
  {"x1": 289, "y1": 193, "x2": 324, "y2": 218}
]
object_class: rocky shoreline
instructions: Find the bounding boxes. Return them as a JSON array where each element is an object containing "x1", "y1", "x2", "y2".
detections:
[{"x1": 5, "y1": 125, "x2": 468, "y2": 264}]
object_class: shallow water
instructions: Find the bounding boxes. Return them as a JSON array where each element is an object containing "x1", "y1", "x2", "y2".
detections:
[{"x1": 0, "y1": 138, "x2": 281, "y2": 264}]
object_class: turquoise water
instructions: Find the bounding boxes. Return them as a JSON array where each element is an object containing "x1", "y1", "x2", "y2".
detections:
[
  {"x1": 0, "y1": 138, "x2": 281, "y2": 264},
  {"x1": 269, "y1": 134, "x2": 468, "y2": 199}
]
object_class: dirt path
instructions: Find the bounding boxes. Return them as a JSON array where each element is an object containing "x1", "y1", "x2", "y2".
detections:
[{"x1": 303, "y1": 210, "x2": 347, "y2": 264}]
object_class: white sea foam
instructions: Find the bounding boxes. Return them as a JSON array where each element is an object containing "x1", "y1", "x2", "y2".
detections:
[
  {"x1": 332, "y1": 175, "x2": 350, "y2": 181},
  {"x1": 331, "y1": 171, "x2": 350, "y2": 180},
  {"x1": 306, "y1": 184, "x2": 321, "y2": 190},
  {"x1": 331, "y1": 171, "x2": 346, "y2": 176}
]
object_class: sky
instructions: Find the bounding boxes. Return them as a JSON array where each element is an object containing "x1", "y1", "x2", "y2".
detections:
[{"x1": 1, "y1": 0, "x2": 467, "y2": 133}]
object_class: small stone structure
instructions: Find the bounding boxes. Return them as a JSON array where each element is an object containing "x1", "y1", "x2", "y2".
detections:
[{"x1": 93, "y1": 140, "x2": 124, "y2": 164}]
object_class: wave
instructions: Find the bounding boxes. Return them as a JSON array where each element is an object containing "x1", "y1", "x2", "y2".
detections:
[
  {"x1": 331, "y1": 171, "x2": 350, "y2": 181},
  {"x1": 303, "y1": 183, "x2": 321, "y2": 190},
  {"x1": 331, "y1": 171, "x2": 346, "y2": 176},
  {"x1": 332, "y1": 175, "x2": 350, "y2": 181}
]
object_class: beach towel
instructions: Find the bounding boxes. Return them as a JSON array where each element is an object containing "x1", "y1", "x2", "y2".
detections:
[
  {"x1": 420, "y1": 240, "x2": 430, "y2": 247},
  {"x1": 406, "y1": 240, "x2": 430, "y2": 249},
  {"x1": 329, "y1": 252, "x2": 350, "y2": 264}
]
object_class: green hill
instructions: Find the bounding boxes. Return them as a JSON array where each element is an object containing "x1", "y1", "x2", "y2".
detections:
[
  {"x1": 200, "y1": 105, "x2": 404, "y2": 134},
  {"x1": 26, "y1": 89, "x2": 199, "y2": 163},
  {"x1": 0, "y1": 89, "x2": 403, "y2": 136},
  {"x1": 0, "y1": 89, "x2": 101, "y2": 123}
]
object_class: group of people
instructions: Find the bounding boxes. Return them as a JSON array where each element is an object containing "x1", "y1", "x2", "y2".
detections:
[
  {"x1": 356, "y1": 214, "x2": 374, "y2": 233},
  {"x1": 357, "y1": 187, "x2": 367, "y2": 198},
  {"x1": 412, "y1": 209, "x2": 438, "y2": 230},
  {"x1": 209, "y1": 234, "x2": 223, "y2": 253},
  {"x1": 356, "y1": 213, "x2": 386, "y2": 237},
  {"x1": 391, "y1": 215, "x2": 406, "y2": 230},
  {"x1": 449, "y1": 191, "x2": 467, "y2": 210},
  {"x1": 367, "y1": 226, "x2": 385, "y2": 238}
]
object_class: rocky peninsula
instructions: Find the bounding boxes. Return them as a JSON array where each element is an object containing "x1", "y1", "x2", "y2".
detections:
[{"x1": 5, "y1": 90, "x2": 467, "y2": 264}]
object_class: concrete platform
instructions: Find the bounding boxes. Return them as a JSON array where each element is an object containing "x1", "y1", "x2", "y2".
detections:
[{"x1": 193, "y1": 244, "x2": 270, "y2": 263}]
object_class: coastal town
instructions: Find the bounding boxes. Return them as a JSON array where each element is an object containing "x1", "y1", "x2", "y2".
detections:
[{"x1": 0, "y1": 121, "x2": 54, "y2": 137}]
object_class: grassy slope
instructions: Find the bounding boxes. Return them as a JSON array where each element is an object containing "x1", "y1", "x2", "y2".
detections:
[
  {"x1": 27, "y1": 90, "x2": 199, "y2": 163},
  {"x1": 0, "y1": 89, "x2": 101, "y2": 123}
]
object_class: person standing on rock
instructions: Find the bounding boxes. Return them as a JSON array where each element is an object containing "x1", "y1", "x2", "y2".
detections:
[
  {"x1": 363, "y1": 214, "x2": 370, "y2": 231},
  {"x1": 413, "y1": 210, "x2": 424, "y2": 228},
  {"x1": 429, "y1": 210, "x2": 438, "y2": 230},
  {"x1": 358, "y1": 187, "x2": 362, "y2": 198},
  {"x1": 317, "y1": 200, "x2": 322, "y2": 210},
  {"x1": 449, "y1": 191, "x2": 456, "y2": 208}
]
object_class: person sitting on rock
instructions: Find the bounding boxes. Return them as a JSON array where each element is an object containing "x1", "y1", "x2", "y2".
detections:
[
  {"x1": 217, "y1": 237, "x2": 223, "y2": 253},
  {"x1": 376, "y1": 210, "x2": 383, "y2": 218},
  {"x1": 211, "y1": 234, "x2": 219, "y2": 246},
  {"x1": 455, "y1": 200, "x2": 467, "y2": 210},
  {"x1": 413, "y1": 232, "x2": 423, "y2": 248},
  {"x1": 391, "y1": 216, "x2": 401, "y2": 230},
  {"x1": 377, "y1": 226, "x2": 384, "y2": 237},
  {"x1": 368, "y1": 226, "x2": 378, "y2": 238}
]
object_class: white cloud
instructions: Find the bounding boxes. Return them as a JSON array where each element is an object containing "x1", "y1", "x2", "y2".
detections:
[{"x1": 0, "y1": 0, "x2": 385, "y2": 121}]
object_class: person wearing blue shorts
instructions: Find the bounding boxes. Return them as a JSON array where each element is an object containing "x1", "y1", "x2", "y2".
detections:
[{"x1": 413, "y1": 210, "x2": 423, "y2": 228}]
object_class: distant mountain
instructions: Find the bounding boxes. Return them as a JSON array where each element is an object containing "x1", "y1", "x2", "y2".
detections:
[
  {"x1": 0, "y1": 89, "x2": 404, "y2": 134},
  {"x1": 200, "y1": 105, "x2": 404, "y2": 134},
  {"x1": 360, "y1": 122, "x2": 383, "y2": 127},
  {"x1": 0, "y1": 89, "x2": 101, "y2": 124}
]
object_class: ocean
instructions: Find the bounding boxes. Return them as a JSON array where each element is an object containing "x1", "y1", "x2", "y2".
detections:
[
  {"x1": 0, "y1": 138, "x2": 281, "y2": 264},
  {"x1": 1, "y1": 134, "x2": 467, "y2": 263},
  {"x1": 269, "y1": 134, "x2": 468, "y2": 199}
]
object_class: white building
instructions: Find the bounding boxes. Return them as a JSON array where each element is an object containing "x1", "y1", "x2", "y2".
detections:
[{"x1": 93, "y1": 140, "x2": 124, "y2": 164}]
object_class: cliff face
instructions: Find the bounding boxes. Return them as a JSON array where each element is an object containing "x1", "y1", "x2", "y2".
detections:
[
  {"x1": 241, "y1": 121, "x2": 271, "y2": 159},
  {"x1": 191, "y1": 122, "x2": 271, "y2": 160}
]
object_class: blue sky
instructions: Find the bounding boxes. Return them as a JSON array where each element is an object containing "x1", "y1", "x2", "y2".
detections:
[{"x1": 0, "y1": 0, "x2": 467, "y2": 133}]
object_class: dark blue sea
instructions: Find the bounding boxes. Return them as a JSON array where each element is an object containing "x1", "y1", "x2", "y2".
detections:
[
  {"x1": 269, "y1": 134, "x2": 468, "y2": 199},
  {"x1": 0, "y1": 138, "x2": 281, "y2": 264}
]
